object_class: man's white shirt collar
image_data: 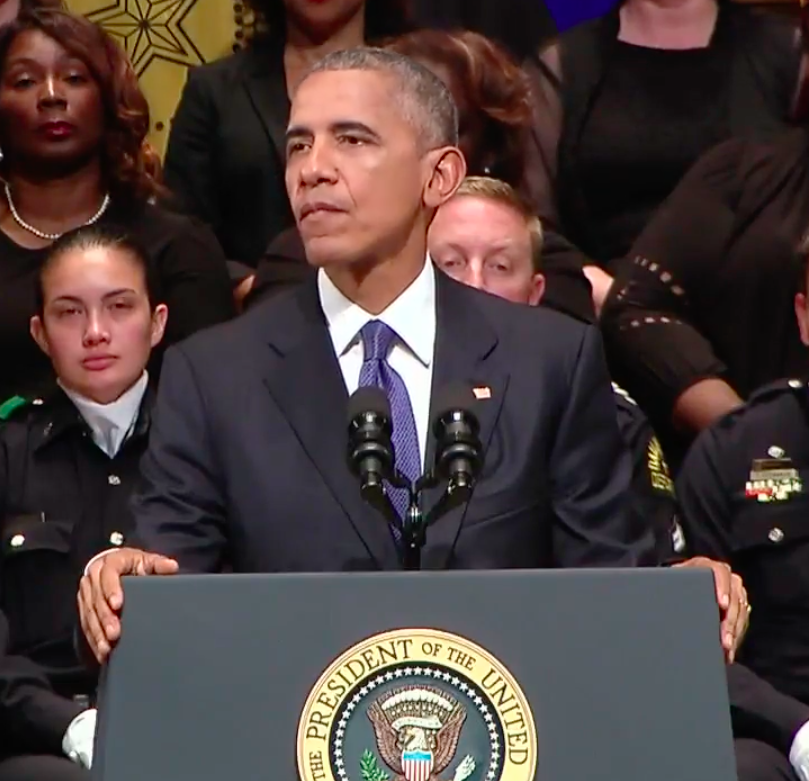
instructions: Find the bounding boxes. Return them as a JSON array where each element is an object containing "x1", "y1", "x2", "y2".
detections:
[{"x1": 317, "y1": 257, "x2": 436, "y2": 366}]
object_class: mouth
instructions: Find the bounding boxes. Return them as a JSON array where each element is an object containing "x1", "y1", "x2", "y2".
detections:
[
  {"x1": 39, "y1": 121, "x2": 76, "y2": 140},
  {"x1": 81, "y1": 355, "x2": 117, "y2": 371},
  {"x1": 300, "y1": 202, "x2": 346, "y2": 221}
]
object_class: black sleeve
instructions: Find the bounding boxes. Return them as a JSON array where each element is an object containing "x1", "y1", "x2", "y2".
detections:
[
  {"x1": 155, "y1": 218, "x2": 236, "y2": 347},
  {"x1": 674, "y1": 419, "x2": 736, "y2": 559},
  {"x1": 613, "y1": 395, "x2": 681, "y2": 562},
  {"x1": 540, "y1": 230, "x2": 596, "y2": 323},
  {"x1": 0, "y1": 607, "x2": 83, "y2": 754},
  {"x1": 601, "y1": 139, "x2": 747, "y2": 418},
  {"x1": 550, "y1": 327, "x2": 657, "y2": 567},
  {"x1": 163, "y1": 69, "x2": 222, "y2": 235}
]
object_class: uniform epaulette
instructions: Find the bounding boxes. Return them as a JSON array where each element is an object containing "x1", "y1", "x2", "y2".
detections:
[
  {"x1": 611, "y1": 382, "x2": 638, "y2": 406},
  {"x1": 747, "y1": 378, "x2": 808, "y2": 405},
  {"x1": 0, "y1": 395, "x2": 46, "y2": 422}
]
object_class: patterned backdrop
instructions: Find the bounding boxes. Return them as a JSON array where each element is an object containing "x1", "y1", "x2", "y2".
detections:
[
  {"x1": 63, "y1": 0, "x2": 798, "y2": 158},
  {"x1": 65, "y1": 0, "x2": 256, "y2": 156}
]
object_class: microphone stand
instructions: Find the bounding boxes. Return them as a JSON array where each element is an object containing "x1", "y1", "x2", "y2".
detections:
[{"x1": 358, "y1": 468, "x2": 477, "y2": 571}]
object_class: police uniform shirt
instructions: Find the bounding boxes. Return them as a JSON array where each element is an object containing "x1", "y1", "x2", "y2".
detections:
[
  {"x1": 676, "y1": 379, "x2": 809, "y2": 705},
  {"x1": 0, "y1": 389, "x2": 152, "y2": 755}
]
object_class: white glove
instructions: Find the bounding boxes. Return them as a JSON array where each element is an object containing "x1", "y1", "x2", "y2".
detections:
[
  {"x1": 790, "y1": 720, "x2": 809, "y2": 781},
  {"x1": 62, "y1": 708, "x2": 97, "y2": 769}
]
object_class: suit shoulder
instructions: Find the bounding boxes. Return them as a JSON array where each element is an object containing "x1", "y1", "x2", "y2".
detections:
[
  {"x1": 173, "y1": 285, "x2": 302, "y2": 362},
  {"x1": 469, "y1": 286, "x2": 590, "y2": 339},
  {"x1": 186, "y1": 48, "x2": 252, "y2": 82},
  {"x1": 705, "y1": 379, "x2": 807, "y2": 443}
]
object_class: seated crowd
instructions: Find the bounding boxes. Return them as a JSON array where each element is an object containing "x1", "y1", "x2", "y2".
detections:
[{"x1": 0, "y1": 0, "x2": 808, "y2": 780}]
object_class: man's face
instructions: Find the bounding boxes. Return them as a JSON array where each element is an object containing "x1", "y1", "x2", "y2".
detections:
[
  {"x1": 285, "y1": 69, "x2": 433, "y2": 269},
  {"x1": 428, "y1": 195, "x2": 544, "y2": 305}
]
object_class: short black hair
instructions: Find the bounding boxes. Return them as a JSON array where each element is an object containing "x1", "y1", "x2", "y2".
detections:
[{"x1": 35, "y1": 224, "x2": 162, "y2": 315}]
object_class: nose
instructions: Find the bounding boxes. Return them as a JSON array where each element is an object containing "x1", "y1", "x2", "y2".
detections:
[
  {"x1": 467, "y1": 261, "x2": 486, "y2": 291},
  {"x1": 82, "y1": 310, "x2": 110, "y2": 347},
  {"x1": 298, "y1": 139, "x2": 338, "y2": 188},
  {"x1": 37, "y1": 76, "x2": 67, "y2": 108}
]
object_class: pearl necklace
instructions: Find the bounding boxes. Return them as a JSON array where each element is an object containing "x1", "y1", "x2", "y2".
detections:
[{"x1": 4, "y1": 182, "x2": 111, "y2": 241}]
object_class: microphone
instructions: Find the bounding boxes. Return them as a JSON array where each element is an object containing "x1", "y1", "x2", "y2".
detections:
[
  {"x1": 346, "y1": 387, "x2": 395, "y2": 497},
  {"x1": 430, "y1": 385, "x2": 484, "y2": 499}
]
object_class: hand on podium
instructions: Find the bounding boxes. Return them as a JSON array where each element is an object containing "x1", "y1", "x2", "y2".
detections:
[
  {"x1": 673, "y1": 557, "x2": 750, "y2": 663},
  {"x1": 78, "y1": 547, "x2": 179, "y2": 663}
]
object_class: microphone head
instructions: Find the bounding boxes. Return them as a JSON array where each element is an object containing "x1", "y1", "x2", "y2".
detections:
[
  {"x1": 346, "y1": 386, "x2": 394, "y2": 480},
  {"x1": 347, "y1": 386, "x2": 391, "y2": 426},
  {"x1": 430, "y1": 384, "x2": 484, "y2": 482},
  {"x1": 431, "y1": 384, "x2": 480, "y2": 437}
]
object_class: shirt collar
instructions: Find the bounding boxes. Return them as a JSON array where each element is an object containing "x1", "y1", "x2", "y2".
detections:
[
  {"x1": 58, "y1": 371, "x2": 149, "y2": 458},
  {"x1": 317, "y1": 257, "x2": 436, "y2": 367}
]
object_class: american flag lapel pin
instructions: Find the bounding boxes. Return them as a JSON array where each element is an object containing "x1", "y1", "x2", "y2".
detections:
[{"x1": 472, "y1": 386, "x2": 491, "y2": 400}]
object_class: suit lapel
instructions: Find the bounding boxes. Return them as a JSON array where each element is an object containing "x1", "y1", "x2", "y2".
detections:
[
  {"x1": 421, "y1": 273, "x2": 509, "y2": 568},
  {"x1": 262, "y1": 281, "x2": 400, "y2": 569},
  {"x1": 242, "y1": 40, "x2": 291, "y2": 167}
]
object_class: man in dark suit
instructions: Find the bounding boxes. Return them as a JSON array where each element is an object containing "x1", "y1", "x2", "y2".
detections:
[{"x1": 78, "y1": 48, "x2": 744, "y2": 664}]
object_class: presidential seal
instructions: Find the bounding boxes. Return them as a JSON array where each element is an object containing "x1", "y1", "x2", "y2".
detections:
[{"x1": 297, "y1": 629, "x2": 537, "y2": 781}]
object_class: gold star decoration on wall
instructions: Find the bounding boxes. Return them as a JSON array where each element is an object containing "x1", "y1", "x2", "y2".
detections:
[{"x1": 85, "y1": 0, "x2": 203, "y2": 76}]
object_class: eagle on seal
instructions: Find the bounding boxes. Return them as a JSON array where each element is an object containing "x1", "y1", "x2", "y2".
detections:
[{"x1": 366, "y1": 685, "x2": 469, "y2": 781}]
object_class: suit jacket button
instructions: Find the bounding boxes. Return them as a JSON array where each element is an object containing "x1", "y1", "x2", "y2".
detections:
[
  {"x1": 9, "y1": 534, "x2": 24, "y2": 548},
  {"x1": 109, "y1": 531, "x2": 124, "y2": 546},
  {"x1": 108, "y1": 474, "x2": 121, "y2": 486},
  {"x1": 768, "y1": 527, "x2": 785, "y2": 543}
]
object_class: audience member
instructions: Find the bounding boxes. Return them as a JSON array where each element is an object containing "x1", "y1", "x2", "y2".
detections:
[
  {"x1": 525, "y1": 0, "x2": 802, "y2": 312},
  {"x1": 0, "y1": 226, "x2": 166, "y2": 778},
  {"x1": 675, "y1": 248, "x2": 809, "y2": 781},
  {"x1": 0, "y1": 8, "x2": 234, "y2": 403},
  {"x1": 77, "y1": 48, "x2": 744, "y2": 669},
  {"x1": 409, "y1": 0, "x2": 556, "y2": 61},
  {"x1": 163, "y1": 0, "x2": 414, "y2": 274},
  {"x1": 1, "y1": 0, "x2": 62, "y2": 27},
  {"x1": 601, "y1": 127, "x2": 809, "y2": 458},
  {"x1": 428, "y1": 176, "x2": 684, "y2": 563},
  {"x1": 248, "y1": 29, "x2": 594, "y2": 321}
]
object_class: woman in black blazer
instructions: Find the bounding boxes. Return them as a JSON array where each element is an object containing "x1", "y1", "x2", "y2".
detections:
[{"x1": 163, "y1": 0, "x2": 413, "y2": 273}]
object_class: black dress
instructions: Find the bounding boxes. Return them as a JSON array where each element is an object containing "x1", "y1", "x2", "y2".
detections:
[
  {"x1": 524, "y1": 3, "x2": 801, "y2": 275},
  {"x1": 601, "y1": 128, "x2": 809, "y2": 438},
  {"x1": 0, "y1": 201, "x2": 235, "y2": 402}
]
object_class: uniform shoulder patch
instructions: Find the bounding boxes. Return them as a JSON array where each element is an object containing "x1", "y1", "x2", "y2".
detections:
[
  {"x1": 647, "y1": 436, "x2": 675, "y2": 495},
  {"x1": 0, "y1": 396, "x2": 31, "y2": 421}
]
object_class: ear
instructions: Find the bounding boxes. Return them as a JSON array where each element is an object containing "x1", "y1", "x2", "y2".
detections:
[
  {"x1": 150, "y1": 304, "x2": 169, "y2": 348},
  {"x1": 528, "y1": 273, "x2": 546, "y2": 306},
  {"x1": 422, "y1": 146, "x2": 467, "y2": 211},
  {"x1": 795, "y1": 292, "x2": 809, "y2": 347},
  {"x1": 30, "y1": 315, "x2": 51, "y2": 357}
]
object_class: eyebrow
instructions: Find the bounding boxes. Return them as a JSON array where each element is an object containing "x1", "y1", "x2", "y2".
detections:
[
  {"x1": 285, "y1": 120, "x2": 382, "y2": 144},
  {"x1": 5, "y1": 54, "x2": 86, "y2": 69},
  {"x1": 50, "y1": 288, "x2": 137, "y2": 304}
]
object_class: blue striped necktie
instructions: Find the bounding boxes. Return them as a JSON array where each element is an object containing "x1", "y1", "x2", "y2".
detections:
[{"x1": 357, "y1": 320, "x2": 421, "y2": 533}]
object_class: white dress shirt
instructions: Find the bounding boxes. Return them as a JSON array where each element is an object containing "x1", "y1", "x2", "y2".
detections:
[
  {"x1": 318, "y1": 258, "x2": 437, "y2": 468},
  {"x1": 60, "y1": 371, "x2": 148, "y2": 458}
]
